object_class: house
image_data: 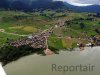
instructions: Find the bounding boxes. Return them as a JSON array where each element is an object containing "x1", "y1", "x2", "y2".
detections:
[{"x1": 95, "y1": 37, "x2": 100, "y2": 46}]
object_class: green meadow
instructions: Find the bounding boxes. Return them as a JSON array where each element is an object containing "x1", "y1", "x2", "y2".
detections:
[{"x1": 0, "y1": 10, "x2": 100, "y2": 48}]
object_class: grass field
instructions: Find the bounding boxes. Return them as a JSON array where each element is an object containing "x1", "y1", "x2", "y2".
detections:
[
  {"x1": 0, "y1": 10, "x2": 100, "y2": 48},
  {"x1": 0, "y1": 33, "x2": 20, "y2": 46}
]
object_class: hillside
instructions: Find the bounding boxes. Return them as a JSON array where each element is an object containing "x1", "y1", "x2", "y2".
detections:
[
  {"x1": 0, "y1": 0, "x2": 68, "y2": 11},
  {"x1": 0, "y1": 10, "x2": 100, "y2": 46},
  {"x1": 0, "y1": 10, "x2": 100, "y2": 65},
  {"x1": 64, "y1": 2, "x2": 100, "y2": 13},
  {"x1": 1, "y1": 0, "x2": 100, "y2": 13}
]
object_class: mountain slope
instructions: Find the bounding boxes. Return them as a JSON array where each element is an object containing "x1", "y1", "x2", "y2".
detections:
[
  {"x1": 0, "y1": 0, "x2": 68, "y2": 11},
  {"x1": 0, "y1": 0, "x2": 9, "y2": 9},
  {"x1": 64, "y1": 2, "x2": 100, "y2": 13},
  {"x1": 31, "y1": 1, "x2": 67, "y2": 10}
]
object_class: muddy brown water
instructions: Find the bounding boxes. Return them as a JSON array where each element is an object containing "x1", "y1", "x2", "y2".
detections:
[{"x1": 3, "y1": 47, "x2": 100, "y2": 75}]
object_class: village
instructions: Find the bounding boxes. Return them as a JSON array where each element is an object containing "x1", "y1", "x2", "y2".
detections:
[{"x1": 7, "y1": 20, "x2": 100, "y2": 55}]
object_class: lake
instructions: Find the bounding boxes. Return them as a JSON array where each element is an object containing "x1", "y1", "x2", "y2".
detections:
[{"x1": 4, "y1": 47, "x2": 100, "y2": 75}]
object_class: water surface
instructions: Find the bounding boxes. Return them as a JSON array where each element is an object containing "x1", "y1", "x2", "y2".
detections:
[{"x1": 4, "y1": 47, "x2": 100, "y2": 75}]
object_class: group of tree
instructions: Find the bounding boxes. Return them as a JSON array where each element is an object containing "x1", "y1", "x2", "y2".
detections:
[
  {"x1": 0, "y1": 41, "x2": 58, "y2": 66},
  {"x1": 95, "y1": 28, "x2": 100, "y2": 34},
  {"x1": 0, "y1": 44, "x2": 45, "y2": 66}
]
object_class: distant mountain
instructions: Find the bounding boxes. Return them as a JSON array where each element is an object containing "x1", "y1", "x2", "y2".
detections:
[
  {"x1": 64, "y1": 2, "x2": 100, "y2": 13},
  {"x1": 1, "y1": 0, "x2": 100, "y2": 13},
  {"x1": 31, "y1": 1, "x2": 67, "y2": 10},
  {"x1": 0, "y1": 0, "x2": 9, "y2": 9},
  {"x1": 0, "y1": 0, "x2": 68, "y2": 11},
  {"x1": 10, "y1": 1, "x2": 32, "y2": 11}
]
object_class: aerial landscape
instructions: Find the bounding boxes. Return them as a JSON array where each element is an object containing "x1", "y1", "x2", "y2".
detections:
[{"x1": 0, "y1": 0, "x2": 100, "y2": 75}]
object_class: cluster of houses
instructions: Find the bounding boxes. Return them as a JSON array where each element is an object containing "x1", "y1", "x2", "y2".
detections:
[
  {"x1": 8, "y1": 36, "x2": 45, "y2": 48},
  {"x1": 92, "y1": 35, "x2": 100, "y2": 46},
  {"x1": 8, "y1": 29, "x2": 53, "y2": 49},
  {"x1": 8, "y1": 25, "x2": 56, "y2": 48},
  {"x1": 8, "y1": 20, "x2": 65, "y2": 49}
]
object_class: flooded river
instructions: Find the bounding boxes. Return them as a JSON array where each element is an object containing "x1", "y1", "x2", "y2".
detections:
[{"x1": 3, "y1": 47, "x2": 100, "y2": 75}]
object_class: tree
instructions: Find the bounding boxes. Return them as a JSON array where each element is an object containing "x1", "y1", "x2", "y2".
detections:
[
  {"x1": 80, "y1": 22, "x2": 85, "y2": 29},
  {"x1": 95, "y1": 28, "x2": 100, "y2": 34}
]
